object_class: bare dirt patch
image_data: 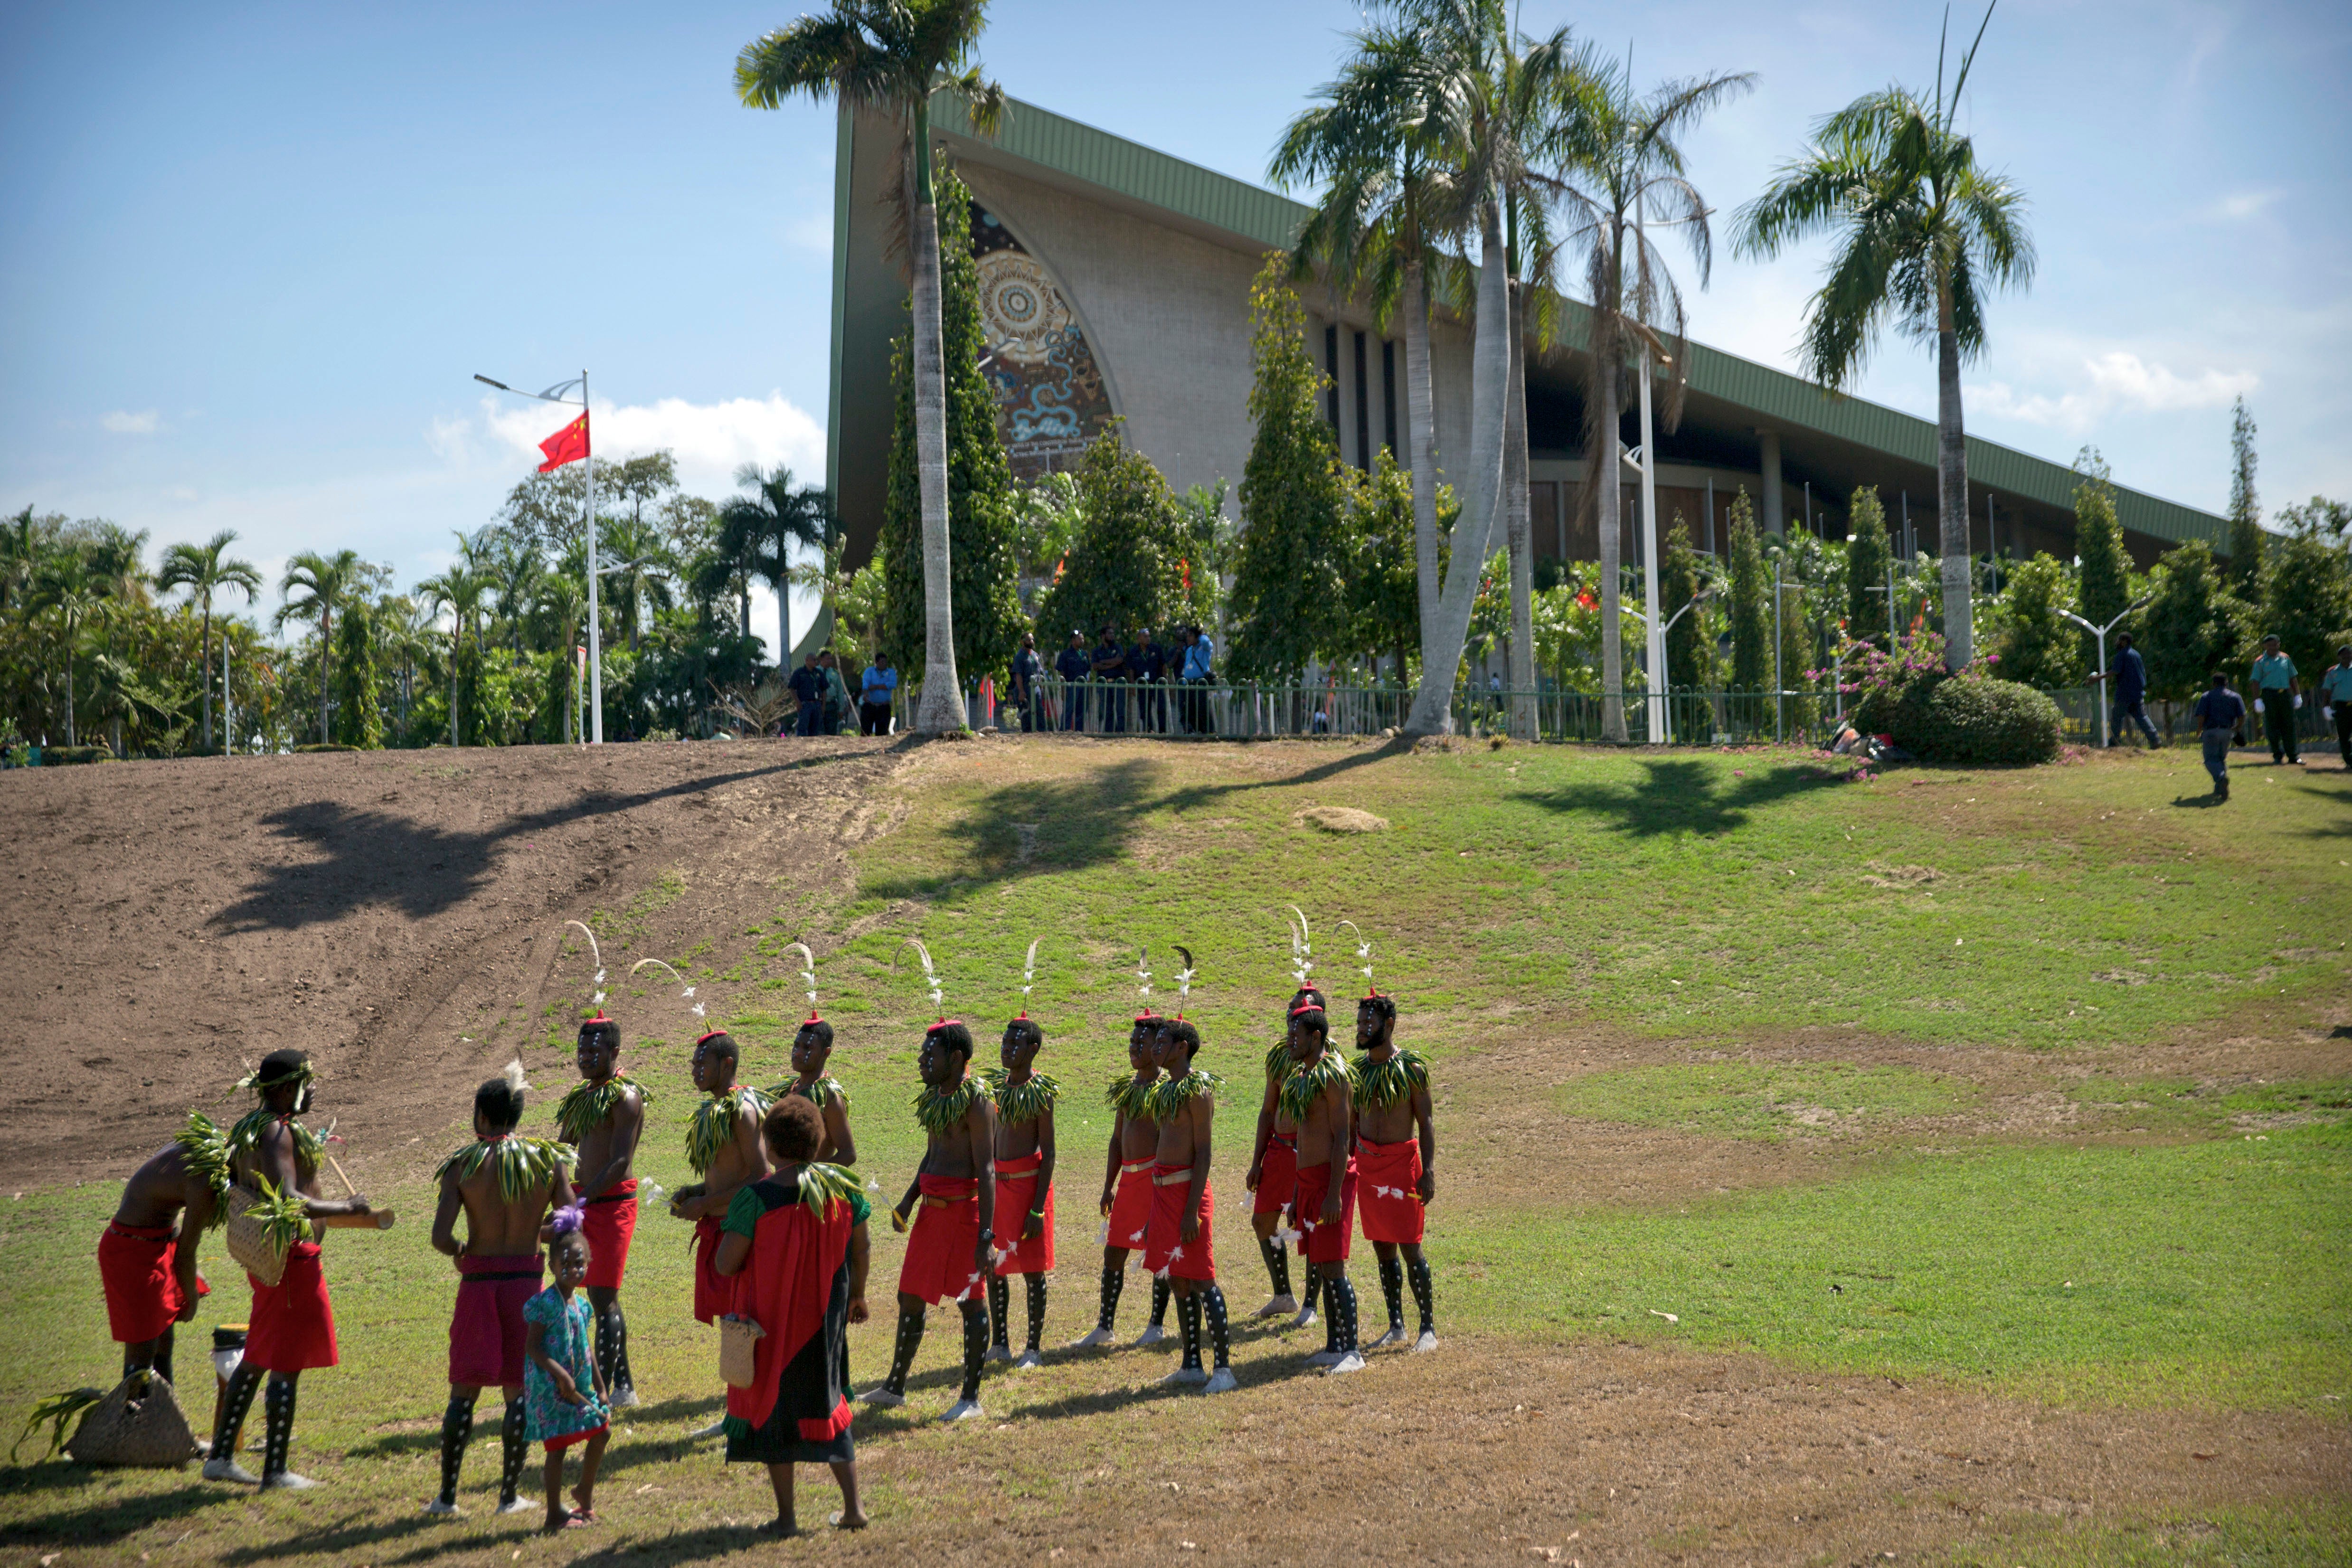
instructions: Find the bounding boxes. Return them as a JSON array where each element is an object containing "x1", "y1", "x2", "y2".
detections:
[{"x1": 0, "y1": 737, "x2": 909, "y2": 1189}]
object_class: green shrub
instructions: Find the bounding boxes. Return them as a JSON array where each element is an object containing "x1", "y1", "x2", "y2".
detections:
[
  {"x1": 39, "y1": 745, "x2": 115, "y2": 765},
  {"x1": 293, "y1": 742, "x2": 361, "y2": 753},
  {"x1": 1854, "y1": 671, "x2": 2062, "y2": 765}
]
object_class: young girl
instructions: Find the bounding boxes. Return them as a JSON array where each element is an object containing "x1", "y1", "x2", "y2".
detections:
[{"x1": 523, "y1": 1210, "x2": 610, "y2": 1531}]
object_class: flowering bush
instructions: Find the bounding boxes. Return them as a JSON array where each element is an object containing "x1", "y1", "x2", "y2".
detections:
[{"x1": 1843, "y1": 630, "x2": 2059, "y2": 765}]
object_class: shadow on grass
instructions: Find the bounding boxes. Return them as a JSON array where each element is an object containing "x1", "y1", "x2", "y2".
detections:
[
  {"x1": 217, "y1": 1514, "x2": 456, "y2": 1566},
  {"x1": 861, "y1": 741, "x2": 1408, "y2": 903},
  {"x1": 2171, "y1": 793, "x2": 2226, "y2": 809},
  {"x1": 564, "y1": 1523, "x2": 790, "y2": 1567},
  {"x1": 213, "y1": 746, "x2": 890, "y2": 935},
  {"x1": 0, "y1": 1477, "x2": 227, "y2": 1544},
  {"x1": 1523, "y1": 756, "x2": 1843, "y2": 837}
]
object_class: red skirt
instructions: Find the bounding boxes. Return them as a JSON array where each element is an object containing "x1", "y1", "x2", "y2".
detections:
[
  {"x1": 1356, "y1": 1138, "x2": 1425, "y2": 1245},
  {"x1": 246, "y1": 1242, "x2": 338, "y2": 1373},
  {"x1": 993, "y1": 1153, "x2": 1054, "y2": 1276},
  {"x1": 694, "y1": 1216, "x2": 736, "y2": 1324},
  {"x1": 1105, "y1": 1160, "x2": 1154, "y2": 1252},
  {"x1": 544, "y1": 1421, "x2": 607, "y2": 1454},
  {"x1": 1294, "y1": 1159, "x2": 1358, "y2": 1265},
  {"x1": 1143, "y1": 1166, "x2": 1214, "y2": 1282},
  {"x1": 581, "y1": 1180, "x2": 637, "y2": 1290},
  {"x1": 97, "y1": 1222, "x2": 198, "y2": 1344},
  {"x1": 449, "y1": 1254, "x2": 543, "y2": 1388},
  {"x1": 898, "y1": 1175, "x2": 985, "y2": 1305},
  {"x1": 1253, "y1": 1135, "x2": 1299, "y2": 1218}
]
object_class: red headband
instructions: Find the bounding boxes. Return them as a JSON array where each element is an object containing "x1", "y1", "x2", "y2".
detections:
[
  {"x1": 1133, "y1": 1011, "x2": 1162, "y2": 1024},
  {"x1": 695, "y1": 1029, "x2": 727, "y2": 1046},
  {"x1": 924, "y1": 1018, "x2": 966, "y2": 1033},
  {"x1": 1289, "y1": 1001, "x2": 1326, "y2": 1019}
]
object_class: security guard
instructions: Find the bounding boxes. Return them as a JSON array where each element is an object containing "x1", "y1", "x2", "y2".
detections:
[{"x1": 2249, "y1": 634, "x2": 2300, "y2": 765}]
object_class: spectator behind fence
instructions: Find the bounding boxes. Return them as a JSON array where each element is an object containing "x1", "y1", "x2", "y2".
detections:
[
  {"x1": 1008, "y1": 633, "x2": 1043, "y2": 734},
  {"x1": 859, "y1": 653, "x2": 897, "y2": 736},
  {"x1": 1132, "y1": 626, "x2": 1168, "y2": 734},
  {"x1": 2192, "y1": 671, "x2": 2246, "y2": 801},
  {"x1": 1055, "y1": 630, "x2": 1091, "y2": 731},
  {"x1": 789, "y1": 653, "x2": 827, "y2": 738},
  {"x1": 2321, "y1": 644, "x2": 2352, "y2": 767},
  {"x1": 1091, "y1": 625, "x2": 1129, "y2": 733},
  {"x1": 2249, "y1": 634, "x2": 2301, "y2": 765},
  {"x1": 1179, "y1": 624, "x2": 1214, "y2": 734},
  {"x1": 2088, "y1": 631, "x2": 2162, "y2": 748}
]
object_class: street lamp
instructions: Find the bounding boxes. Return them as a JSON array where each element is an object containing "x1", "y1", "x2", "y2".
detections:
[
  {"x1": 475, "y1": 371, "x2": 602, "y2": 743},
  {"x1": 1616, "y1": 584, "x2": 1714, "y2": 743},
  {"x1": 2059, "y1": 594, "x2": 2154, "y2": 748}
]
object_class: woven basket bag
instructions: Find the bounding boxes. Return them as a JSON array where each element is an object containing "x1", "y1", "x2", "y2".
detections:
[
  {"x1": 717, "y1": 1314, "x2": 765, "y2": 1389},
  {"x1": 221, "y1": 1187, "x2": 291, "y2": 1287},
  {"x1": 64, "y1": 1372, "x2": 202, "y2": 1468}
]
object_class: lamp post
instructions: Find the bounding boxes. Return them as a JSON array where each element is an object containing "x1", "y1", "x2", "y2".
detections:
[
  {"x1": 475, "y1": 371, "x2": 600, "y2": 742},
  {"x1": 2059, "y1": 595, "x2": 2154, "y2": 748},
  {"x1": 1615, "y1": 584, "x2": 1713, "y2": 743}
]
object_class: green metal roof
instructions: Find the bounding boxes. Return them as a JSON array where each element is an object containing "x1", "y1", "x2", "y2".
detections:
[{"x1": 921, "y1": 89, "x2": 2224, "y2": 551}]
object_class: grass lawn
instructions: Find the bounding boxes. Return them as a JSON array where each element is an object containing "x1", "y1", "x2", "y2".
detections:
[{"x1": 2, "y1": 739, "x2": 2346, "y2": 1564}]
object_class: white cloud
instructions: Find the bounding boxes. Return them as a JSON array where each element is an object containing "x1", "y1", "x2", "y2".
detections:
[
  {"x1": 784, "y1": 212, "x2": 833, "y2": 254},
  {"x1": 1967, "y1": 351, "x2": 2258, "y2": 433},
  {"x1": 2214, "y1": 189, "x2": 2282, "y2": 221},
  {"x1": 477, "y1": 391, "x2": 824, "y2": 500},
  {"x1": 101, "y1": 409, "x2": 159, "y2": 434}
]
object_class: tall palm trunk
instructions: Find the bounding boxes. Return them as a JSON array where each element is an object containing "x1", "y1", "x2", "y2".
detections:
[
  {"x1": 1935, "y1": 280, "x2": 1973, "y2": 667},
  {"x1": 1405, "y1": 195, "x2": 1511, "y2": 735},
  {"x1": 908, "y1": 119, "x2": 963, "y2": 734},
  {"x1": 62, "y1": 636, "x2": 76, "y2": 746},
  {"x1": 1596, "y1": 316, "x2": 1628, "y2": 741},
  {"x1": 1505, "y1": 279, "x2": 1535, "y2": 738},
  {"x1": 198, "y1": 602, "x2": 214, "y2": 751},
  {"x1": 1402, "y1": 257, "x2": 1440, "y2": 643},
  {"x1": 319, "y1": 607, "x2": 333, "y2": 744}
]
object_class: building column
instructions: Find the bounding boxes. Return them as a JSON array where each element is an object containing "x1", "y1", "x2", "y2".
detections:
[{"x1": 1758, "y1": 430, "x2": 1784, "y2": 538}]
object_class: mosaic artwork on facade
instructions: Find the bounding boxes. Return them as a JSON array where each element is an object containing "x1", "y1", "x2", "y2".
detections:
[{"x1": 970, "y1": 201, "x2": 1114, "y2": 481}]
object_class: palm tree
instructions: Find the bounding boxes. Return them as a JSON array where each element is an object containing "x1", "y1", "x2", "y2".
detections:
[
  {"x1": 1732, "y1": 4, "x2": 2031, "y2": 668},
  {"x1": 1272, "y1": 30, "x2": 1459, "y2": 652},
  {"x1": 738, "y1": 0, "x2": 1004, "y2": 733},
  {"x1": 487, "y1": 532, "x2": 545, "y2": 656},
  {"x1": 419, "y1": 564, "x2": 490, "y2": 746},
  {"x1": 157, "y1": 530, "x2": 261, "y2": 751},
  {"x1": 595, "y1": 513, "x2": 674, "y2": 653},
  {"x1": 1549, "y1": 51, "x2": 1751, "y2": 739},
  {"x1": 715, "y1": 463, "x2": 836, "y2": 671},
  {"x1": 532, "y1": 571, "x2": 589, "y2": 743},
  {"x1": 276, "y1": 549, "x2": 365, "y2": 744},
  {"x1": 30, "y1": 557, "x2": 99, "y2": 746},
  {"x1": 378, "y1": 594, "x2": 437, "y2": 738}
]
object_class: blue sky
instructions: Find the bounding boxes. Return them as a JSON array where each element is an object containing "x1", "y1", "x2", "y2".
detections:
[{"x1": 3, "y1": 0, "x2": 2345, "y2": 643}]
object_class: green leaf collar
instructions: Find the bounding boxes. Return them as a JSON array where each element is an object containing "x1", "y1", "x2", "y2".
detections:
[
  {"x1": 1277, "y1": 1050, "x2": 1351, "y2": 1124},
  {"x1": 913, "y1": 1073, "x2": 992, "y2": 1137},
  {"x1": 1350, "y1": 1048, "x2": 1429, "y2": 1111},
  {"x1": 555, "y1": 1075, "x2": 649, "y2": 1143}
]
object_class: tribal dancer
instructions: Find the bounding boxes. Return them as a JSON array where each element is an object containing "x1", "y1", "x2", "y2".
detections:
[
  {"x1": 1350, "y1": 962, "x2": 1438, "y2": 1352},
  {"x1": 768, "y1": 945, "x2": 858, "y2": 1167},
  {"x1": 206, "y1": 1050, "x2": 373, "y2": 1489},
  {"x1": 1141, "y1": 951, "x2": 1236, "y2": 1393},
  {"x1": 1072, "y1": 1011, "x2": 1169, "y2": 1347},
  {"x1": 865, "y1": 1010, "x2": 998, "y2": 1423},
  {"x1": 554, "y1": 1014, "x2": 646, "y2": 1408},
  {"x1": 99, "y1": 1112, "x2": 226, "y2": 1390},
  {"x1": 427, "y1": 1065, "x2": 576, "y2": 1517},
  {"x1": 715, "y1": 1096, "x2": 871, "y2": 1536},
  {"x1": 982, "y1": 950, "x2": 1057, "y2": 1367},
  {"x1": 671, "y1": 1030, "x2": 772, "y2": 1439},
  {"x1": 1284, "y1": 1003, "x2": 1363, "y2": 1376},
  {"x1": 1246, "y1": 984, "x2": 1327, "y2": 1327}
]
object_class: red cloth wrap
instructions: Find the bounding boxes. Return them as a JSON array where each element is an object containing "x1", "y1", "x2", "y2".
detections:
[
  {"x1": 581, "y1": 1179, "x2": 638, "y2": 1290},
  {"x1": 694, "y1": 1215, "x2": 737, "y2": 1324},
  {"x1": 97, "y1": 1223, "x2": 196, "y2": 1344},
  {"x1": 1143, "y1": 1165, "x2": 1215, "y2": 1282},
  {"x1": 1294, "y1": 1158, "x2": 1359, "y2": 1265},
  {"x1": 992, "y1": 1152, "x2": 1053, "y2": 1276},
  {"x1": 1105, "y1": 1160, "x2": 1154, "y2": 1251},
  {"x1": 448, "y1": 1253, "x2": 543, "y2": 1389},
  {"x1": 1356, "y1": 1138, "x2": 1426, "y2": 1245},
  {"x1": 725, "y1": 1184, "x2": 856, "y2": 1440},
  {"x1": 897, "y1": 1175, "x2": 984, "y2": 1305},
  {"x1": 246, "y1": 1241, "x2": 338, "y2": 1372},
  {"x1": 1252, "y1": 1135, "x2": 1298, "y2": 1218},
  {"x1": 544, "y1": 1421, "x2": 607, "y2": 1453}
]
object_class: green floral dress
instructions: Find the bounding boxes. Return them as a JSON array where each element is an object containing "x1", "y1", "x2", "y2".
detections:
[{"x1": 521, "y1": 1287, "x2": 607, "y2": 1445}]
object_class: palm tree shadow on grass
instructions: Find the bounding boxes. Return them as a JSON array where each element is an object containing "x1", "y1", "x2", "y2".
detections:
[
  {"x1": 861, "y1": 742, "x2": 1410, "y2": 904},
  {"x1": 1523, "y1": 757, "x2": 1845, "y2": 838},
  {"x1": 210, "y1": 749, "x2": 882, "y2": 935},
  {"x1": 0, "y1": 1479, "x2": 226, "y2": 1545}
]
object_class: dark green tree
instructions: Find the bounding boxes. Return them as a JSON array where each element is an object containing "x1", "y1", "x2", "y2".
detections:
[
  {"x1": 2142, "y1": 539, "x2": 2245, "y2": 702},
  {"x1": 1725, "y1": 487, "x2": 1769, "y2": 691},
  {"x1": 1844, "y1": 486, "x2": 1892, "y2": 649},
  {"x1": 2225, "y1": 396, "x2": 2263, "y2": 601},
  {"x1": 331, "y1": 595, "x2": 384, "y2": 747},
  {"x1": 877, "y1": 168, "x2": 1025, "y2": 692},
  {"x1": 1990, "y1": 553, "x2": 2081, "y2": 688},
  {"x1": 1660, "y1": 515, "x2": 1712, "y2": 741},
  {"x1": 1030, "y1": 425, "x2": 1199, "y2": 647},
  {"x1": 1341, "y1": 453, "x2": 1429, "y2": 681},
  {"x1": 2073, "y1": 446, "x2": 2132, "y2": 663},
  {"x1": 2260, "y1": 525, "x2": 2352, "y2": 684},
  {"x1": 1230, "y1": 256, "x2": 1349, "y2": 681}
]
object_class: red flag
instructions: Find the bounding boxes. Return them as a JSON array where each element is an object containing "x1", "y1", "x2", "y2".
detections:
[{"x1": 538, "y1": 412, "x2": 589, "y2": 472}]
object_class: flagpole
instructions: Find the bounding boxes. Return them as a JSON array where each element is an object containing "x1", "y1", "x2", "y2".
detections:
[{"x1": 584, "y1": 368, "x2": 602, "y2": 745}]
